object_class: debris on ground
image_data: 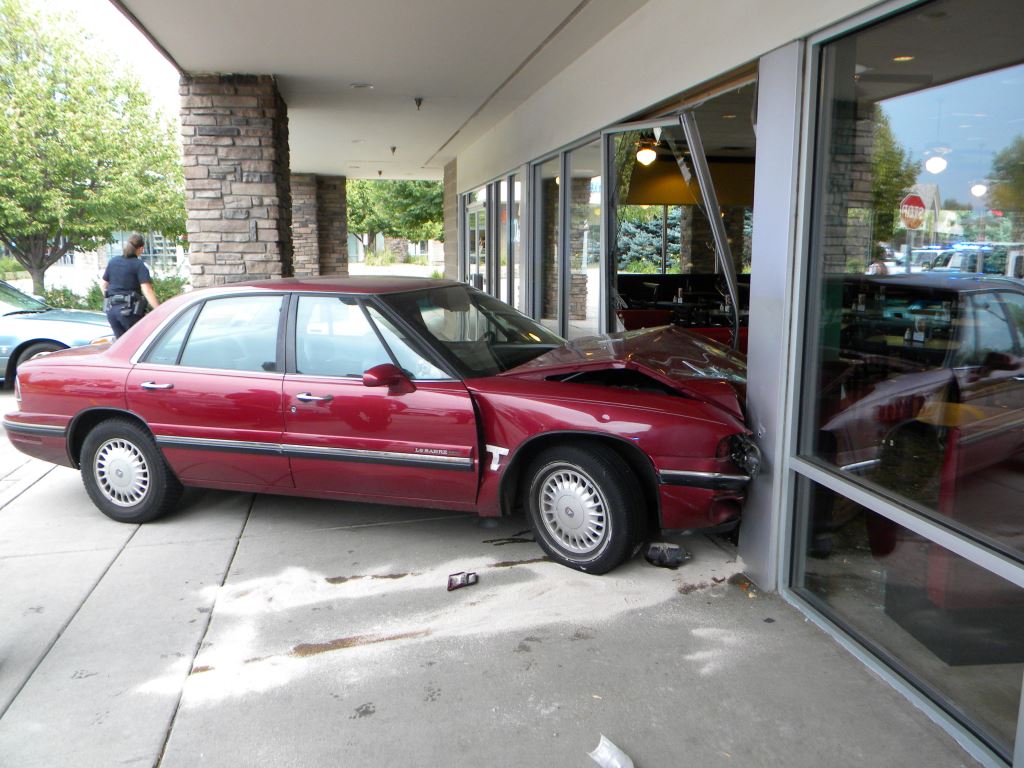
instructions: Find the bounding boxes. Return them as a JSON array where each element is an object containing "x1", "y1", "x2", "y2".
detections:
[
  {"x1": 643, "y1": 541, "x2": 690, "y2": 569},
  {"x1": 447, "y1": 571, "x2": 479, "y2": 591},
  {"x1": 482, "y1": 530, "x2": 535, "y2": 546},
  {"x1": 589, "y1": 734, "x2": 634, "y2": 768}
]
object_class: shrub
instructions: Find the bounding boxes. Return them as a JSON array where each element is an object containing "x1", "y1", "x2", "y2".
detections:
[
  {"x1": 0, "y1": 256, "x2": 23, "y2": 275},
  {"x1": 152, "y1": 275, "x2": 187, "y2": 303},
  {"x1": 365, "y1": 250, "x2": 396, "y2": 266},
  {"x1": 41, "y1": 287, "x2": 88, "y2": 309}
]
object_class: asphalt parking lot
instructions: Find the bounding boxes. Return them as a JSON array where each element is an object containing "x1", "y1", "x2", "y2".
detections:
[{"x1": 0, "y1": 390, "x2": 979, "y2": 767}]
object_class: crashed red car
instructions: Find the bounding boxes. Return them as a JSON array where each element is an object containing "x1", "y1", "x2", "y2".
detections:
[{"x1": 3, "y1": 277, "x2": 758, "y2": 573}]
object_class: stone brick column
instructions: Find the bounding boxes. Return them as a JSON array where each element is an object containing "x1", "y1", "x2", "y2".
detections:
[
  {"x1": 568, "y1": 178, "x2": 591, "y2": 321},
  {"x1": 290, "y1": 173, "x2": 347, "y2": 277},
  {"x1": 291, "y1": 173, "x2": 319, "y2": 277},
  {"x1": 443, "y1": 160, "x2": 458, "y2": 279},
  {"x1": 316, "y1": 176, "x2": 347, "y2": 276},
  {"x1": 180, "y1": 74, "x2": 292, "y2": 287}
]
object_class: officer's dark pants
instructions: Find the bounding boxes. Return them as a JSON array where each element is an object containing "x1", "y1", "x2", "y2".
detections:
[{"x1": 106, "y1": 308, "x2": 142, "y2": 338}]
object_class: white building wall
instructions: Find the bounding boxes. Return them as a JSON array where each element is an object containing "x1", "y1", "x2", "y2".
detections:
[{"x1": 457, "y1": 0, "x2": 879, "y2": 190}]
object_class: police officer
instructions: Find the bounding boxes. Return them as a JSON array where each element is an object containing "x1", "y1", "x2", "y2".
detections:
[{"x1": 100, "y1": 234, "x2": 160, "y2": 338}]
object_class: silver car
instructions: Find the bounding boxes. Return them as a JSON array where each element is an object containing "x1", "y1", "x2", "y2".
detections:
[{"x1": 0, "y1": 280, "x2": 112, "y2": 386}]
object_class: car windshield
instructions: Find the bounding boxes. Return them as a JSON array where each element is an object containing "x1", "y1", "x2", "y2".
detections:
[
  {"x1": 0, "y1": 281, "x2": 47, "y2": 314},
  {"x1": 379, "y1": 284, "x2": 565, "y2": 377}
]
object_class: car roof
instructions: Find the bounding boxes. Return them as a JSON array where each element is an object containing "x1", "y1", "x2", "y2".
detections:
[
  {"x1": 838, "y1": 273, "x2": 1023, "y2": 293},
  {"x1": 212, "y1": 275, "x2": 460, "y2": 295}
]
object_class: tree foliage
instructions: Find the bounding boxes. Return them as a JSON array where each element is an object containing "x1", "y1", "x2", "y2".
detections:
[
  {"x1": 990, "y1": 135, "x2": 1024, "y2": 239},
  {"x1": 346, "y1": 179, "x2": 443, "y2": 249},
  {"x1": 0, "y1": 0, "x2": 185, "y2": 292},
  {"x1": 872, "y1": 110, "x2": 920, "y2": 241}
]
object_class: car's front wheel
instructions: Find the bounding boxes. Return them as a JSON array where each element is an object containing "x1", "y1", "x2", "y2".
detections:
[
  {"x1": 81, "y1": 418, "x2": 183, "y2": 523},
  {"x1": 524, "y1": 444, "x2": 642, "y2": 574}
]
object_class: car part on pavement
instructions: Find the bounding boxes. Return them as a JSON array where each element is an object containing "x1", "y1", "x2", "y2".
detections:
[
  {"x1": 447, "y1": 571, "x2": 478, "y2": 591},
  {"x1": 588, "y1": 735, "x2": 634, "y2": 768},
  {"x1": 644, "y1": 541, "x2": 691, "y2": 569}
]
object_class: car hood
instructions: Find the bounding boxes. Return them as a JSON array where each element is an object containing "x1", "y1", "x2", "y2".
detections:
[
  {"x1": 504, "y1": 326, "x2": 748, "y2": 421},
  {"x1": 27, "y1": 308, "x2": 109, "y2": 326}
]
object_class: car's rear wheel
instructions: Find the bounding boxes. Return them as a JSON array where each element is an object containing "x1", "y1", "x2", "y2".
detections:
[
  {"x1": 524, "y1": 444, "x2": 642, "y2": 574},
  {"x1": 81, "y1": 419, "x2": 182, "y2": 523},
  {"x1": 15, "y1": 341, "x2": 64, "y2": 372}
]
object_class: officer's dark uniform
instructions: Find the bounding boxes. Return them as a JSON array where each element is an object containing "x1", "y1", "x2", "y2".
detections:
[{"x1": 102, "y1": 256, "x2": 152, "y2": 338}]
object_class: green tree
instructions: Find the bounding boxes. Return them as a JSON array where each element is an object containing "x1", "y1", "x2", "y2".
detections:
[
  {"x1": 0, "y1": 0, "x2": 185, "y2": 293},
  {"x1": 990, "y1": 135, "x2": 1024, "y2": 239},
  {"x1": 346, "y1": 179, "x2": 443, "y2": 252},
  {"x1": 872, "y1": 110, "x2": 920, "y2": 241}
]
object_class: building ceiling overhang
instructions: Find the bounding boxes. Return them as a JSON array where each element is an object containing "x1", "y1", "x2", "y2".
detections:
[{"x1": 114, "y1": 0, "x2": 649, "y2": 179}]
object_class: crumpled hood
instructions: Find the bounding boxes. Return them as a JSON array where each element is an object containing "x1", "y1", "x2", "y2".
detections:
[{"x1": 505, "y1": 326, "x2": 748, "y2": 421}]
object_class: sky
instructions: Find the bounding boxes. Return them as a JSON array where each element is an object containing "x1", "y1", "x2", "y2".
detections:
[
  {"x1": 880, "y1": 63, "x2": 1024, "y2": 212},
  {"x1": 26, "y1": 0, "x2": 180, "y2": 119}
]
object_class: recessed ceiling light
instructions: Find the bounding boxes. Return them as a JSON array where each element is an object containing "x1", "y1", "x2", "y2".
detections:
[
  {"x1": 892, "y1": 55, "x2": 914, "y2": 63},
  {"x1": 351, "y1": 139, "x2": 365, "y2": 144},
  {"x1": 349, "y1": 82, "x2": 374, "y2": 89},
  {"x1": 722, "y1": 114, "x2": 737, "y2": 120}
]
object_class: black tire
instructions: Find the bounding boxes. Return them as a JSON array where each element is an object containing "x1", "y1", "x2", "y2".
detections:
[
  {"x1": 524, "y1": 444, "x2": 643, "y2": 574},
  {"x1": 15, "y1": 341, "x2": 65, "y2": 371},
  {"x1": 80, "y1": 418, "x2": 183, "y2": 523}
]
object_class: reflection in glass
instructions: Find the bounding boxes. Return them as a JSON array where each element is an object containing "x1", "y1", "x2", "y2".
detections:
[
  {"x1": 537, "y1": 157, "x2": 561, "y2": 332},
  {"x1": 511, "y1": 176, "x2": 523, "y2": 311},
  {"x1": 498, "y1": 179, "x2": 508, "y2": 302},
  {"x1": 793, "y1": 479, "x2": 1021, "y2": 762},
  {"x1": 466, "y1": 187, "x2": 487, "y2": 292},
  {"x1": 567, "y1": 139, "x2": 602, "y2": 339},
  {"x1": 802, "y1": 0, "x2": 1024, "y2": 557}
]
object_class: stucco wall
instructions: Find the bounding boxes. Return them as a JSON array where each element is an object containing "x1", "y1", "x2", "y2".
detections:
[{"x1": 456, "y1": 0, "x2": 882, "y2": 191}]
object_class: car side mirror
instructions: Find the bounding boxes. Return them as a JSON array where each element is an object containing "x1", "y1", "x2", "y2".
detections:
[
  {"x1": 980, "y1": 351, "x2": 1020, "y2": 372},
  {"x1": 362, "y1": 363, "x2": 415, "y2": 393}
]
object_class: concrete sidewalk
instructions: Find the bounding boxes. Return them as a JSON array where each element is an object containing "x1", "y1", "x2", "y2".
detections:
[{"x1": 0, "y1": 391, "x2": 978, "y2": 767}]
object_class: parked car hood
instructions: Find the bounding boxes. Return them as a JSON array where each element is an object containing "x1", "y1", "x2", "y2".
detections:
[
  {"x1": 13, "y1": 308, "x2": 109, "y2": 326},
  {"x1": 505, "y1": 326, "x2": 748, "y2": 420}
]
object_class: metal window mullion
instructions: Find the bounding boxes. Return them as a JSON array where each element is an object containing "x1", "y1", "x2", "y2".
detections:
[
  {"x1": 791, "y1": 457, "x2": 1024, "y2": 591},
  {"x1": 530, "y1": 162, "x2": 543, "y2": 320},
  {"x1": 559, "y1": 150, "x2": 570, "y2": 338},
  {"x1": 458, "y1": 194, "x2": 466, "y2": 283},
  {"x1": 598, "y1": 134, "x2": 610, "y2": 334}
]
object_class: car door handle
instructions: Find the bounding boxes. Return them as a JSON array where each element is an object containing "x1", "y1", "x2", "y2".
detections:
[
  {"x1": 296, "y1": 392, "x2": 333, "y2": 403},
  {"x1": 140, "y1": 381, "x2": 174, "y2": 390}
]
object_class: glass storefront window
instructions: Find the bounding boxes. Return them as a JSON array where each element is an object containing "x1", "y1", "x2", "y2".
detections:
[
  {"x1": 792, "y1": 479, "x2": 1022, "y2": 762},
  {"x1": 537, "y1": 157, "x2": 561, "y2": 332},
  {"x1": 567, "y1": 139, "x2": 602, "y2": 339},
  {"x1": 498, "y1": 179, "x2": 508, "y2": 303},
  {"x1": 465, "y1": 187, "x2": 487, "y2": 292},
  {"x1": 801, "y1": 0, "x2": 1024, "y2": 559},
  {"x1": 511, "y1": 176, "x2": 523, "y2": 311}
]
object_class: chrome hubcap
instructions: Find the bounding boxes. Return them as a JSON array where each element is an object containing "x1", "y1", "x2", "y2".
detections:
[
  {"x1": 94, "y1": 438, "x2": 149, "y2": 507},
  {"x1": 539, "y1": 465, "x2": 608, "y2": 555}
]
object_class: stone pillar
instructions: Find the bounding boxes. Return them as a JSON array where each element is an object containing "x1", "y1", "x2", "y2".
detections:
[
  {"x1": 291, "y1": 173, "x2": 319, "y2": 277},
  {"x1": 316, "y1": 176, "x2": 347, "y2": 276},
  {"x1": 180, "y1": 74, "x2": 292, "y2": 288},
  {"x1": 443, "y1": 160, "x2": 459, "y2": 279},
  {"x1": 568, "y1": 178, "x2": 590, "y2": 321},
  {"x1": 290, "y1": 173, "x2": 348, "y2": 277}
]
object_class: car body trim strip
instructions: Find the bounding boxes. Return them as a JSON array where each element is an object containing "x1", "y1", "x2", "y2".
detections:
[
  {"x1": 153, "y1": 434, "x2": 473, "y2": 470},
  {"x1": 2, "y1": 417, "x2": 67, "y2": 437},
  {"x1": 659, "y1": 469, "x2": 750, "y2": 489}
]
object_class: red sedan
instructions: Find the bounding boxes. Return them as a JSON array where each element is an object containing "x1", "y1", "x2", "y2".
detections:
[{"x1": 3, "y1": 277, "x2": 759, "y2": 573}]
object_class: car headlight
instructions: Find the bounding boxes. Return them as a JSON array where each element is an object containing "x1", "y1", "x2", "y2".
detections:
[{"x1": 719, "y1": 433, "x2": 761, "y2": 479}]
